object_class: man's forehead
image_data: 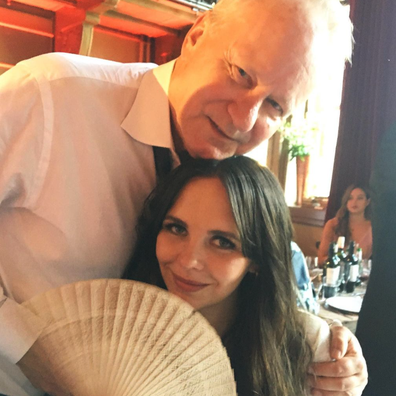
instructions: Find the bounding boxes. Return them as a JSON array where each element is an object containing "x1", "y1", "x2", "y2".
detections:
[
  {"x1": 213, "y1": 0, "x2": 306, "y2": 25},
  {"x1": 224, "y1": 14, "x2": 315, "y2": 106}
]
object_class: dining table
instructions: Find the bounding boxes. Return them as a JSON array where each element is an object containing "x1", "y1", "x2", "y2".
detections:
[
  {"x1": 309, "y1": 267, "x2": 367, "y2": 334},
  {"x1": 317, "y1": 289, "x2": 364, "y2": 333}
]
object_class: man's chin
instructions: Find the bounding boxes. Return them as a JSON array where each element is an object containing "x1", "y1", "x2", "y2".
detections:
[{"x1": 186, "y1": 143, "x2": 238, "y2": 160}]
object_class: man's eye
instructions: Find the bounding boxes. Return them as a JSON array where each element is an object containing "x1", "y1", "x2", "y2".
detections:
[
  {"x1": 266, "y1": 98, "x2": 283, "y2": 115},
  {"x1": 231, "y1": 65, "x2": 251, "y2": 85},
  {"x1": 238, "y1": 67, "x2": 247, "y2": 78}
]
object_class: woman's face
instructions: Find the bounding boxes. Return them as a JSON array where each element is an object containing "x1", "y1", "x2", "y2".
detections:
[
  {"x1": 347, "y1": 188, "x2": 370, "y2": 215},
  {"x1": 156, "y1": 177, "x2": 253, "y2": 316}
]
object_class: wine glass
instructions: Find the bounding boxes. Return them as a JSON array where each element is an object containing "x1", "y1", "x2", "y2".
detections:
[
  {"x1": 306, "y1": 256, "x2": 318, "y2": 270},
  {"x1": 360, "y1": 259, "x2": 372, "y2": 286},
  {"x1": 307, "y1": 256, "x2": 322, "y2": 282},
  {"x1": 312, "y1": 273, "x2": 324, "y2": 301}
]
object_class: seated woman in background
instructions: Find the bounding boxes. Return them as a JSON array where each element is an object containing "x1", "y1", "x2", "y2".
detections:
[
  {"x1": 124, "y1": 156, "x2": 338, "y2": 395},
  {"x1": 318, "y1": 185, "x2": 372, "y2": 265}
]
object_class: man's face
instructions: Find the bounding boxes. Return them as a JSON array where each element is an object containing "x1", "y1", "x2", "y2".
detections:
[{"x1": 169, "y1": 3, "x2": 315, "y2": 159}]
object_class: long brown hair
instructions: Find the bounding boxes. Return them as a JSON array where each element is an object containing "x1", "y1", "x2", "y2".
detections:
[
  {"x1": 335, "y1": 184, "x2": 371, "y2": 242},
  {"x1": 124, "y1": 156, "x2": 312, "y2": 396}
]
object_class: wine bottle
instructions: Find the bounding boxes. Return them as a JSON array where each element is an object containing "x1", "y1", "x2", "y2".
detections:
[
  {"x1": 337, "y1": 237, "x2": 348, "y2": 292},
  {"x1": 346, "y1": 241, "x2": 359, "y2": 293},
  {"x1": 323, "y1": 242, "x2": 340, "y2": 298},
  {"x1": 356, "y1": 247, "x2": 363, "y2": 285}
]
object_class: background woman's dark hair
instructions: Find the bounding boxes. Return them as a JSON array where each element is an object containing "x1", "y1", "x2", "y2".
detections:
[
  {"x1": 335, "y1": 184, "x2": 371, "y2": 241},
  {"x1": 123, "y1": 156, "x2": 312, "y2": 396}
]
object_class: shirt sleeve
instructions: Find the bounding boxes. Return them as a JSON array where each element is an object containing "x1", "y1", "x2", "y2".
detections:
[
  {"x1": 299, "y1": 311, "x2": 331, "y2": 363},
  {"x1": 0, "y1": 294, "x2": 47, "y2": 364},
  {"x1": 0, "y1": 61, "x2": 47, "y2": 208},
  {"x1": 0, "y1": 62, "x2": 48, "y2": 363}
]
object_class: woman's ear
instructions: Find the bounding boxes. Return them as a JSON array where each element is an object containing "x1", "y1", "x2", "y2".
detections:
[
  {"x1": 180, "y1": 13, "x2": 208, "y2": 55},
  {"x1": 247, "y1": 262, "x2": 259, "y2": 275},
  {"x1": 366, "y1": 198, "x2": 371, "y2": 207}
]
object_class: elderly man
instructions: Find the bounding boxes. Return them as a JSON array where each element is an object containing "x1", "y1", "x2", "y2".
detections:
[{"x1": 0, "y1": 0, "x2": 367, "y2": 395}]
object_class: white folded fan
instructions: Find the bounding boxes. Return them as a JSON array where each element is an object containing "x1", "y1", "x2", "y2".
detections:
[{"x1": 22, "y1": 279, "x2": 237, "y2": 396}]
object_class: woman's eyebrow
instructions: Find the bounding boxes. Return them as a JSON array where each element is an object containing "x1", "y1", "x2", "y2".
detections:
[
  {"x1": 163, "y1": 215, "x2": 187, "y2": 227},
  {"x1": 209, "y1": 230, "x2": 241, "y2": 242}
]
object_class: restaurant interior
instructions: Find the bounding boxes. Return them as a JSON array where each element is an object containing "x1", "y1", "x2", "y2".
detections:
[{"x1": 1, "y1": 0, "x2": 396, "y2": 394}]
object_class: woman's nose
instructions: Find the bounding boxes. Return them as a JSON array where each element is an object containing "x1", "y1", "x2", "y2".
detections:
[{"x1": 176, "y1": 243, "x2": 205, "y2": 271}]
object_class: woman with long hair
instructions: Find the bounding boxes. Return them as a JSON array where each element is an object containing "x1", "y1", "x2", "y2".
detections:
[
  {"x1": 124, "y1": 156, "x2": 330, "y2": 396},
  {"x1": 318, "y1": 185, "x2": 372, "y2": 265}
]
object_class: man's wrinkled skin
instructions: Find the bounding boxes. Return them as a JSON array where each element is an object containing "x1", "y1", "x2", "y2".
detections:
[{"x1": 308, "y1": 325, "x2": 368, "y2": 396}]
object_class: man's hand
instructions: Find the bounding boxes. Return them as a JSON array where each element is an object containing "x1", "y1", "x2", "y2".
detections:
[
  {"x1": 308, "y1": 324, "x2": 368, "y2": 396},
  {"x1": 17, "y1": 338, "x2": 72, "y2": 396}
]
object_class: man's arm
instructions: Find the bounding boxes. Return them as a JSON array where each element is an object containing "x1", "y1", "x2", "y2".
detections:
[
  {"x1": 18, "y1": 336, "x2": 70, "y2": 396},
  {"x1": 0, "y1": 61, "x2": 48, "y2": 364},
  {"x1": 0, "y1": 275, "x2": 46, "y2": 395},
  {"x1": 308, "y1": 325, "x2": 368, "y2": 396},
  {"x1": 0, "y1": 296, "x2": 47, "y2": 363}
]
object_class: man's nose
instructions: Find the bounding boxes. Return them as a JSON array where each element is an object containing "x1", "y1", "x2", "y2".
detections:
[{"x1": 228, "y1": 96, "x2": 261, "y2": 133}]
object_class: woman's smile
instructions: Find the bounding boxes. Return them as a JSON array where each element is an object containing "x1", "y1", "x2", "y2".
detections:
[{"x1": 172, "y1": 272, "x2": 209, "y2": 293}]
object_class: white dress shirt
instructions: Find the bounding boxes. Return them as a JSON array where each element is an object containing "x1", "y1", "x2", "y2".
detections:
[{"x1": 0, "y1": 53, "x2": 177, "y2": 395}]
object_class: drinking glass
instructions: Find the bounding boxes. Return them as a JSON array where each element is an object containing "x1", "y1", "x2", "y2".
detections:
[
  {"x1": 312, "y1": 273, "x2": 324, "y2": 301},
  {"x1": 306, "y1": 256, "x2": 318, "y2": 270},
  {"x1": 307, "y1": 256, "x2": 322, "y2": 283},
  {"x1": 360, "y1": 259, "x2": 372, "y2": 285}
]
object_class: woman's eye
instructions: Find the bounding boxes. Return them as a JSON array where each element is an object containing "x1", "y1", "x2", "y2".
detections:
[
  {"x1": 163, "y1": 223, "x2": 186, "y2": 235},
  {"x1": 213, "y1": 236, "x2": 236, "y2": 250}
]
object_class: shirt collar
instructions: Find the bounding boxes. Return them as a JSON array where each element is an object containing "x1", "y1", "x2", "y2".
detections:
[{"x1": 121, "y1": 60, "x2": 176, "y2": 150}]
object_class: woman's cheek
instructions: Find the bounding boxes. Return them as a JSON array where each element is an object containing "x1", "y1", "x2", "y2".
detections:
[{"x1": 156, "y1": 232, "x2": 170, "y2": 264}]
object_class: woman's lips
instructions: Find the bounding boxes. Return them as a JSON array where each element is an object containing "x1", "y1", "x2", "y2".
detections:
[{"x1": 172, "y1": 272, "x2": 208, "y2": 293}]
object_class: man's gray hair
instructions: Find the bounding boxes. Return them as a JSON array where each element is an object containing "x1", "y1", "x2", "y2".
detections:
[{"x1": 209, "y1": 0, "x2": 353, "y2": 67}]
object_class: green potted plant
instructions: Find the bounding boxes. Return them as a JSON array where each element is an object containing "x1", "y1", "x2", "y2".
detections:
[
  {"x1": 279, "y1": 119, "x2": 316, "y2": 161},
  {"x1": 279, "y1": 119, "x2": 317, "y2": 205}
]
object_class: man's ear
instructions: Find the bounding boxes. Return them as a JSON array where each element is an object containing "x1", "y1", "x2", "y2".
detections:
[{"x1": 181, "y1": 13, "x2": 208, "y2": 55}]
